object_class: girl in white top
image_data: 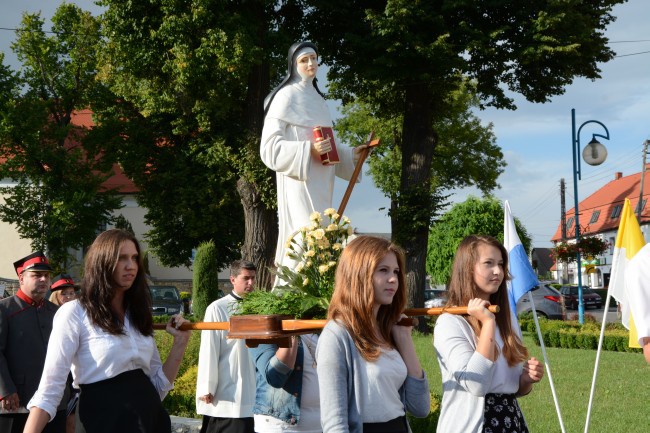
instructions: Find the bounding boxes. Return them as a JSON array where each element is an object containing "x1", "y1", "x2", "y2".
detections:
[
  {"x1": 25, "y1": 229, "x2": 191, "y2": 433},
  {"x1": 434, "y1": 235, "x2": 544, "y2": 433}
]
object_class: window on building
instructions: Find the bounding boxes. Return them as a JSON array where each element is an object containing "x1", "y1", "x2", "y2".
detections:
[
  {"x1": 566, "y1": 216, "x2": 574, "y2": 230},
  {"x1": 635, "y1": 199, "x2": 647, "y2": 214},
  {"x1": 610, "y1": 204, "x2": 623, "y2": 219},
  {"x1": 589, "y1": 210, "x2": 601, "y2": 224},
  {"x1": 609, "y1": 237, "x2": 615, "y2": 254}
]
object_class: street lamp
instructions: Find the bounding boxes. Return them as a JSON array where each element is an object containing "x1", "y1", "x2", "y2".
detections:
[{"x1": 571, "y1": 108, "x2": 610, "y2": 324}]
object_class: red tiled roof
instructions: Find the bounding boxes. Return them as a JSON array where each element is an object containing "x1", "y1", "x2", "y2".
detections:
[
  {"x1": 551, "y1": 170, "x2": 650, "y2": 242},
  {"x1": 70, "y1": 111, "x2": 137, "y2": 194},
  {"x1": 0, "y1": 110, "x2": 137, "y2": 194}
]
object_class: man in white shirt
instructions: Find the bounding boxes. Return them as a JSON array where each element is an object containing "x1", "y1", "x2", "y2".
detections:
[{"x1": 196, "y1": 260, "x2": 257, "y2": 433}]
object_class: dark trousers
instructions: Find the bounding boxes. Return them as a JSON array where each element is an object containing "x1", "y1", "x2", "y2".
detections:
[
  {"x1": 200, "y1": 416, "x2": 254, "y2": 433},
  {"x1": 0, "y1": 410, "x2": 66, "y2": 433}
]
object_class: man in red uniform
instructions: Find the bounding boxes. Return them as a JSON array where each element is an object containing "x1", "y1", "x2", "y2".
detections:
[{"x1": 0, "y1": 252, "x2": 68, "y2": 433}]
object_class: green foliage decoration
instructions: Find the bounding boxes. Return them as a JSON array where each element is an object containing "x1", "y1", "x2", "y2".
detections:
[
  {"x1": 192, "y1": 241, "x2": 222, "y2": 320},
  {"x1": 239, "y1": 209, "x2": 353, "y2": 319}
]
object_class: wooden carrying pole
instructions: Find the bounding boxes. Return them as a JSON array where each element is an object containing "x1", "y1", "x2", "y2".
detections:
[
  {"x1": 337, "y1": 132, "x2": 380, "y2": 216},
  {"x1": 153, "y1": 305, "x2": 499, "y2": 331},
  {"x1": 404, "y1": 305, "x2": 499, "y2": 317}
]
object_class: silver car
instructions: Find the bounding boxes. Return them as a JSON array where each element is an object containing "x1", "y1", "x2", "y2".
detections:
[
  {"x1": 516, "y1": 281, "x2": 565, "y2": 320},
  {"x1": 424, "y1": 288, "x2": 448, "y2": 308}
]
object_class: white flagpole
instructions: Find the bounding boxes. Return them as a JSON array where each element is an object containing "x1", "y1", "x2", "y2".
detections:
[
  {"x1": 528, "y1": 291, "x2": 566, "y2": 433},
  {"x1": 584, "y1": 291, "x2": 613, "y2": 433}
]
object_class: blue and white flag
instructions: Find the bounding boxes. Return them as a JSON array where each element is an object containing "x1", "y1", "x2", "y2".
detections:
[{"x1": 503, "y1": 200, "x2": 539, "y2": 316}]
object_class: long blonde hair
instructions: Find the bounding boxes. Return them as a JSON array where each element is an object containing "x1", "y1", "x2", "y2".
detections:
[
  {"x1": 328, "y1": 236, "x2": 407, "y2": 361},
  {"x1": 447, "y1": 235, "x2": 528, "y2": 366}
]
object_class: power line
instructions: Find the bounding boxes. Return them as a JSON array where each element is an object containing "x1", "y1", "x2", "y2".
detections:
[{"x1": 615, "y1": 50, "x2": 650, "y2": 58}]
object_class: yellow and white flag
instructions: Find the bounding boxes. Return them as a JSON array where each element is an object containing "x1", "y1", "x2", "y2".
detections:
[{"x1": 608, "y1": 199, "x2": 647, "y2": 347}]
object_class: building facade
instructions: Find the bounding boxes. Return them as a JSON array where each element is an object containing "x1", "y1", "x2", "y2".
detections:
[{"x1": 551, "y1": 170, "x2": 650, "y2": 288}]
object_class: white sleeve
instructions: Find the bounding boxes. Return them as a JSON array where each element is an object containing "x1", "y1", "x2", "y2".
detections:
[
  {"x1": 196, "y1": 302, "x2": 223, "y2": 400},
  {"x1": 27, "y1": 302, "x2": 80, "y2": 421},
  {"x1": 433, "y1": 314, "x2": 495, "y2": 396}
]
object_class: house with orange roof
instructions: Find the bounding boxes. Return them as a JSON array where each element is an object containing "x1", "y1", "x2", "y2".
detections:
[
  {"x1": 551, "y1": 170, "x2": 650, "y2": 288},
  {"x1": 0, "y1": 110, "x2": 196, "y2": 288}
]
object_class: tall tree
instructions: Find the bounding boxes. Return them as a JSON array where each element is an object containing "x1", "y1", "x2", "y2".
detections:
[
  {"x1": 0, "y1": 5, "x2": 122, "y2": 270},
  {"x1": 427, "y1": 196, "x2": 532, "y2": 286},
  {"x1": 335, "y1": 82, "x2": 505, "y2": 308},
  {"x1": 307, "y1": 0, "x2": 622, "y2": 303},
  {"x1": 96, "y1": 0, "x2": 307, "y2": 285}
]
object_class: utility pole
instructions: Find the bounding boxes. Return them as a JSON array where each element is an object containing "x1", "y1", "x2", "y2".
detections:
[
  {"x1": 637, "y1": 140, "x2": 650, "y2": 218},
  {"x1": 560, "y1": 178, "x2": 566, "y2": 242}
]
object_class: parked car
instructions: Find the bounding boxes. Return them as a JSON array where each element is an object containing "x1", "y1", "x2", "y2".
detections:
[
  {"x1": 149, "y1": 285, "x2": 184, "y2": 316},
  {"x1": 516, "y1": 282, "x2": 565, "y2": 320},
  {"x1": 560, "y1": 285, "x2": 602, "y2": 310},
  {"x1": 424, "y1": 288, "x2": 448, "y2": 308}
]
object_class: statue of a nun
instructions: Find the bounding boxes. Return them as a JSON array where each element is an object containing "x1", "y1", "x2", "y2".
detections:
[{"x1": 260, "y1": 41, "x2": 362, "y2": 283}]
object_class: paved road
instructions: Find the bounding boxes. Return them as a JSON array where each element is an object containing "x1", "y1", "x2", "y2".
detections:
[{"x1": 564, "y1": 305, "x2": 619, "y2": 324}]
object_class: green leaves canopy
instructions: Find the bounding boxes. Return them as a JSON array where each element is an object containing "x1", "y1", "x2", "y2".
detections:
[
  {"x1": 427, "y1": 196, "x2": 532, "y2": 286},
  {"x1": 0, "y1": 5, "x2": 121, "y2": 270}
]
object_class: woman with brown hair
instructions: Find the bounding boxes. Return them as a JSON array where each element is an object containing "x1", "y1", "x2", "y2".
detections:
[
  {"x1": 433, "y1": 235, "x2": 544, "y2": 433},
  {"x1": 24, "y1": 229, "x2": 190, "y2": 433},
  {"x1": 316, "y1": 235, "x2": 430, "y2": 433}
]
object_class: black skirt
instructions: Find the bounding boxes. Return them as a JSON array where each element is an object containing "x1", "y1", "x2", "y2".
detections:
[
  {"x1": 363, "y1": 415, "x2": 408, "y2": 433},
  {"x1": 75, "y1": 369, "x2": 171, "y2": 433},
  {"x1": 482, "y1": 393, "x2": 529, "y2": 433}
]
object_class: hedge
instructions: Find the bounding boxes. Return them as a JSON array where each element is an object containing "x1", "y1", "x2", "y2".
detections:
[{"x1": 519, "y1": 315, "x2": 641, "y2": 354}]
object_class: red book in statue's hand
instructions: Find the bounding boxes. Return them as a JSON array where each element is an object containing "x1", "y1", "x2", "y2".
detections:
[{"x1": 312, "y1": 126, "x2": 340, "y2": 165}]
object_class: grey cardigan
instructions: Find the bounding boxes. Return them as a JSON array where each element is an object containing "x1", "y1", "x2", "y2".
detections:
[{"x1": 316, "y1": 320, "x2": 430, "y2": 433}]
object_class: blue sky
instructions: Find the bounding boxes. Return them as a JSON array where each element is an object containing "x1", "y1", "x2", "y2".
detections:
[{"x1": 2, "y1": 1, "x2": 649, "y2": 248}]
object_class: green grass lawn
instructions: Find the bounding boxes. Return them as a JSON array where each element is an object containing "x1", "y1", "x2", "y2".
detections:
[{"x1": 416, "y1": 331, "x2": 650, "y2": 432}]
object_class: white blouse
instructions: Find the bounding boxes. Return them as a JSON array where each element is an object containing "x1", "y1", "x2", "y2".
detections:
[
  {"x1": 360, "y1": 347, "x2": 408, "y2": 423},
  {"x1": 28, "y1": 300, "x2": 172, "y2": 420}
]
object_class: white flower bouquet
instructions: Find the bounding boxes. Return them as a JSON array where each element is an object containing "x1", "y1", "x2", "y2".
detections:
[{"x1": 238, "y1": 208, "x2": 353, "y2": 319}]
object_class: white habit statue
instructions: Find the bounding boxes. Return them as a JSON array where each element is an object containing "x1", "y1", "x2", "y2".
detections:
[{"x1": 260, "y1": 41, "x2": 361, "y2": 282}]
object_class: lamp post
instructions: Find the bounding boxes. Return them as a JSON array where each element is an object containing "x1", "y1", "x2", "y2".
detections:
[{"x1": 571, "y1": 108, "x2": 610, "y2": 324}]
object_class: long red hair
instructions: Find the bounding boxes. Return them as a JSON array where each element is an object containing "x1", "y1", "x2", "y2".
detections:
[{"x1": 328, "y1": 236, "x2": 407, "y2": 361}]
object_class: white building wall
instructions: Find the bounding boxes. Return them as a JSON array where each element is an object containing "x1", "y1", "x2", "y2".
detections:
[
  {"x1": 109, "y1": 195, "x2": 194, "y2": 281},
  {"x1": 0, "y1": 180, "x2": 41, "y2": 279},
  {"x1": 556, "y1": 224, "x2": 649, "y2": 288}
]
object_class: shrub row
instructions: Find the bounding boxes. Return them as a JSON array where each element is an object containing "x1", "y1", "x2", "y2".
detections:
[{"x1": 519, "y1": 316, "x2": 641, "y2": 353}]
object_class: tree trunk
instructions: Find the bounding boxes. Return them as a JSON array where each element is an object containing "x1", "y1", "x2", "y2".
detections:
[
  {"x1": 237, "y1": 177, "x2": 277, "y2": 291},
  {"x1": 238, "y1": 52, "x2": 278, "y2": 291},
  {"x1": 394, "y1": 83, "x2": 437, "y2": 332}
]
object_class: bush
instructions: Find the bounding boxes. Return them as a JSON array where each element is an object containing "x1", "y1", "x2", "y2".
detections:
[
  {"x1": 155, "y1": 329, "x2": 201, "y2": 379},
  {"x1": 163, "y1": 365, "x2": 199, "y2": 418},
  {"x1": 192, "y1": 241, "x2": 222, "y2": 320},
  {"x1": 523, "y1": 318, "x2": 642, "y2": 354},
  {"x1": 407, "y1": 393, "x2": 441, "y2": 433}
]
